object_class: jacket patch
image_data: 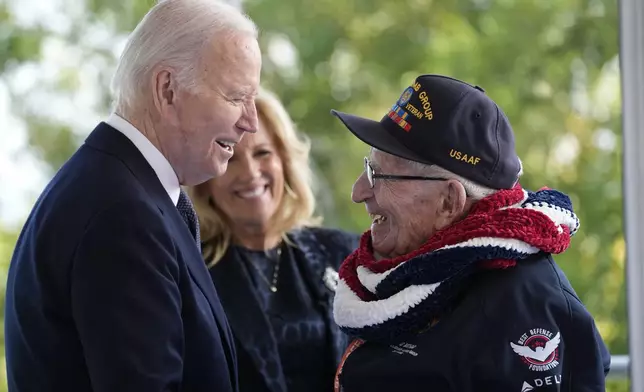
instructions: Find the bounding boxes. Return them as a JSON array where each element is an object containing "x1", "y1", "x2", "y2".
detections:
[{"x1": 510, "y1": 328, "x2": 561, "y2": 371}]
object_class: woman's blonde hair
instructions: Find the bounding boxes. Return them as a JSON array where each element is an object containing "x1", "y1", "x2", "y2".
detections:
[{"x1": 188, "y1": 87, "x2": 321, "y2": 266}]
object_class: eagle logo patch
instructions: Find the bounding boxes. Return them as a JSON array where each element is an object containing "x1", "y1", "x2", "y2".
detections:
[{"x1": 510, "y1": 328, "x2": 561, "y2": 372}]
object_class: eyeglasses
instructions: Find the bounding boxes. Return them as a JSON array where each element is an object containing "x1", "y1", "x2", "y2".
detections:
[{"x1": 363, "y1": 157, "x2": 449, "y2": 189}]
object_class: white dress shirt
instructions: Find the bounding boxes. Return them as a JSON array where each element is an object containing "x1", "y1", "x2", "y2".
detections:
[{"x1": 105, "y1": 113, "x2": 181, "y2": 205}]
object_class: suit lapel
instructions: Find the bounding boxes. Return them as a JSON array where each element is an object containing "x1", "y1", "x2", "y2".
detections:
[
  {"x1": 166, "y1": 211, "x2": 238, "y2": 376},
  {"x1": 210, "y1": 249, "x2": 287, "y2": 392}
]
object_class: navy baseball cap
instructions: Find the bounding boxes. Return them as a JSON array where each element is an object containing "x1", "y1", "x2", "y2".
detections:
[{"x1": 331, "y1": 74, "x2": 522, "y2": 189}]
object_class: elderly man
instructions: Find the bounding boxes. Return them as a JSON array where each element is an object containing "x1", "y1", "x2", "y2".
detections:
[
  {"x1": 5, "y1": 1, "x2": 261, "y2": 391},
  {"x1": 330, "y1": 74, "x2": 611, "y2": 391}
]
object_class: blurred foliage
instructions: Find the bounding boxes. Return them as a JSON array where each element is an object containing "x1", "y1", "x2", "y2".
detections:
[
  {"x1": 607, "y1": 379, "x2": 629, "y2": 392},
  {"x1": 24, "y1": 119, "x2": 80, "y2": 170},
  {"x1": 0, "y1": 3, "x2": 45, "y2": 72},
  {"x1": 0, "y1": 0, "x2": 629, "y2": 390}
]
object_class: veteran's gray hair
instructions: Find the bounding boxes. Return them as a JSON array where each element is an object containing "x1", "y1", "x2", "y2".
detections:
[{"x1": 405, "y1": 158, "x2": 523, "y2": 201}]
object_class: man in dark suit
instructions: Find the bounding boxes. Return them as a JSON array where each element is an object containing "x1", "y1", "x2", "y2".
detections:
[{"x1": 4, "y1": 1, "x2": 262, "y2": 391}]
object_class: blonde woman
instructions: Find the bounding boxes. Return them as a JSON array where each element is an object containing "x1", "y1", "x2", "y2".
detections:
[{"x1": 188, "y1": 88, "x2": 359, "y2": 392}]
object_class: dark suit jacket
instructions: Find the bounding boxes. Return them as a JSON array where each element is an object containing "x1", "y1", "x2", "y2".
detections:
[
  {"x1": 210, "y1": 227, "x2": 359, "y2": 392},
  {"x1": 5, "y1": 122, "x2": 238, "y2": 392}
]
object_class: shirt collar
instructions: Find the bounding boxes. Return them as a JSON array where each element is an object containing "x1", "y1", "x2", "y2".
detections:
[{"x1": 105, "y1": 113, "x2": 181, "y2": 205}]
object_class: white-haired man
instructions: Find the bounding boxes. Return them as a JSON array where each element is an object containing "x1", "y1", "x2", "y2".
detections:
[{"x1": 5, "y1": 1, "x2": 261, "y2": 391}]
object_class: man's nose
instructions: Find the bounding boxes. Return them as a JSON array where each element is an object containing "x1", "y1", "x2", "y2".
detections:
[
  {"x1": 351, "y1": 171, "x2": 372, "y2": 204},
  {"x1": 236, "y1": 101, "x2": 258, "y2": 134}
]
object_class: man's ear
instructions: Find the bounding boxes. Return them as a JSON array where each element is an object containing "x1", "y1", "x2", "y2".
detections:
[
  {"x1": 435, "y1": 179, "x2": 467, "y2": 230},
  {"x1": 151, "y1": 67, "x2": 178, "y2": 123}
]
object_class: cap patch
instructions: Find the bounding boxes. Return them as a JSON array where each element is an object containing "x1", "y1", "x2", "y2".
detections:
[
  {"x1": 398, "y1": 87, "x2": 414, "y2": 106},
  {"x1": 387, "y1": 105, "x2": 412, "y2": 132}
]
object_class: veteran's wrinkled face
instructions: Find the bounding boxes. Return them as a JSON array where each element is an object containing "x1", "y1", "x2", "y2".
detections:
[
  {"x1": 154, "y1": 32, "x2": 262, "y2": 186},
  {"x1": 351, "y1": 149, "x2": 468, "y2": 260}
]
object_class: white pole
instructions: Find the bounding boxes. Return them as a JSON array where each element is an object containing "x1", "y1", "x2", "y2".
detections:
[{"x1": 619, "y1": 0, "x2": 644, "y2": 389}]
